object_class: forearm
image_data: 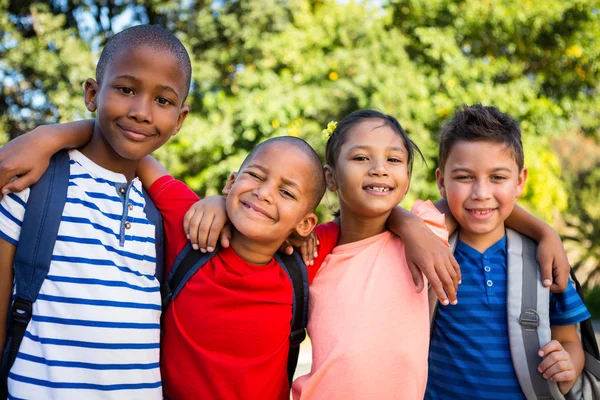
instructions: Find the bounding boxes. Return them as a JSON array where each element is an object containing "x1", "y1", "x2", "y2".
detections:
[
  {"x1": 33, "y1": 120, "x2": 94, "y2": 153},
  {"x1": 136, "y1": 156, "x2": 170, "y2": 190},
  {"x1": 562, "y1": 339, "x2": 585, "y2": 379},
  {"x1": 505, "y1": 204, "x2": 553, "y2": 241},
  {"x1": 386, "y1": 206, "x2": 416, "y2": 237},
  {"x1": 433, "y1": 199, "x2": 457, "y2": 234}
]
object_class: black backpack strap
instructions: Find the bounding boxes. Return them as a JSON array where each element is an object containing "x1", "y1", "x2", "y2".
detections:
[
  {"x1": 274, "y1": 251, "x2": 309, "y2": 387},
  {"x1": 569, "y1": 270, "x2": 600, "y2": 360},
  {"x1": 142, "y1": 189, "x2": 165, "y2": 283},
  {"x1": 160, "y1": 243, "x2": 220, "y2": 312},
  {"x1": 0, "y1": 150, "x2": 70, "y2": 397}
]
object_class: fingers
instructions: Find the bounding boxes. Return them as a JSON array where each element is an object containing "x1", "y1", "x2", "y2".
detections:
[
  {"x1": 551, "y1": 263, "x2": 570, "y2": 293},
  {"x1": 407, "y1": 262, "x2": 424, "y2": 293},
  {"x1": 428, "y1": 276, "x2": 449, "y2": 306},
  {"x1": 538, "y1": 254, "x2": 554, "y2": 288},
  {"x1": 196, "y1": 212, "x2": 219, "y2": 252},
  {"x1": 205, "y1": 212, "x2": 227, "y2": 252},
  {"x1": 185, "y1": 209, "x2": 204, "y2": 250},
  {"x1": 220, "y1": 223, "x2": 232, "y2": 248},
  {"x1": 450, "y1": 253, "x2": 461, "y2": 285},
  {"x1": 436, "y1": 262, "x2": 457, "y2": 305},
  {"x1": 539, "y1": 339, "x2": 563, "y2": 358}
]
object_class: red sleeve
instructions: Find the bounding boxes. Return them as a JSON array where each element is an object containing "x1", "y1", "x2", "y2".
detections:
[
  {"x1": 147, "y1": 175, "x2": 200, "y2": 274},
  {"x1": 307, "y1": 221, "x2": 340, "y2": 284}
]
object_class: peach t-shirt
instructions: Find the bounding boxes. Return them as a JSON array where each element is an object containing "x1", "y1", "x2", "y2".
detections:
[{"x1": 292, "y1": 201, "x2": 448, "y2": 400}]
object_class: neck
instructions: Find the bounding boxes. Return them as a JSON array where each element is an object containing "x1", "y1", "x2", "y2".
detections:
[
  {"x1": 337, "y1": 204, "x2": 390, "y2": 246},
  {"x1": 79, "y1": 126, "x2": 137, "y2": 182},
  {"x1": 458, "y1": 225, "x2": 506, "y2": 253},
  {"x1": 228, "y1": 229, "x2": 280, "y2": 265}
]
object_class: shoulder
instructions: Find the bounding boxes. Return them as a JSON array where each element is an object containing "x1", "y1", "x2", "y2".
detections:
[{"x1": 411, "y1": 200, "x2": 449, "y2": 244}]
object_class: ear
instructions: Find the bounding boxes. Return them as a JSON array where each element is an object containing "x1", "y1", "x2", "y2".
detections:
[
  {"x1": 435, "y1": 168, "x2": 447, "y2": 198},
  {"x1": 222, "y1": 172, "x2": 237, "y2": 195},
  {"x1": 294, "y1": 212, "x2": 318, "y2": 237},
  {"x1": 172, "y1": 106, "x2": 190, "y2": 136},
  {"x1": 324, "y1": 165, "x2": 337, "y2": 192},
  {"x1": 515, "y1": 167, "x2": 528, "y2": 198},
  {"x1": 84, "y1": 78, "x2": 100, "y2": 112}
]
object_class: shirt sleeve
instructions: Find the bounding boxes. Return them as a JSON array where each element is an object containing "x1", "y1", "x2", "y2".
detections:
[
  {"x1": 147, "y1": 175, "x2": 200, "y2": 273},
  {"x1": 0, "y1": 190, "x2": 30, "y2": 246},
  {"x1": 307, "y1": 221, "x2": 340, "y2": 284},
  {"x1": 410, "y1": 200, "x2": 450, "y2": 246},
  {"x1": 549, "y1": 279, "x2": 591, "y2": 326}
]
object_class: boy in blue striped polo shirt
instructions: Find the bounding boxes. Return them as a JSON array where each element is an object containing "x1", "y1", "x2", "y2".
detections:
[
  {"x1": 0, "y1": 25, "x2": 190, "y2": 399},
  {"x1": 426, "y1": 104, "x2": 590, "y2": 399}
]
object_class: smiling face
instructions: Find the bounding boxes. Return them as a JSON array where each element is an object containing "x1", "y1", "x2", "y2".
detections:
[
  {"x1": 84, "y1": 45, "x2": 189, "y2": 162},
  {"x1": 223, "y1": 142, "x2": 318, "y2": 247},
  {"x1": 437, "y1": 140, "x2": 527, "y2": 251},
  {"x1": 327, "y1": 119, "x2": 410, "y2": 221}
]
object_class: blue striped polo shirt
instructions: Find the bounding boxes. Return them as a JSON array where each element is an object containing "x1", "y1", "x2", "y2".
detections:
[
  {"x1": 0, "y1": 150, "x2": 162, "y2": 400},
  {"x1": 426, "y1": 235, "x2": 590, "y2": 400}
]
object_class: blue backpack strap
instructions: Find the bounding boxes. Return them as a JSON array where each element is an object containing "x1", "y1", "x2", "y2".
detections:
[
  {"x1": 142, "y1": 189, "x2": 165, "y2": 283},
  {"x1": 0, "y1": 150, "x2": 70, "y2": 394},
  {"x1": 160, "y1": 243, "x2": 220, "y2": 312},
  {"x1": 274, "y1": 250, "x2": 309, "y2": 387}
]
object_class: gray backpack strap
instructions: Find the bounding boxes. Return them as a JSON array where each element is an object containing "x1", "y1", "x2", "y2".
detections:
[{"x1": 506, "y1": 228, "x2": 563, "y2": 400}]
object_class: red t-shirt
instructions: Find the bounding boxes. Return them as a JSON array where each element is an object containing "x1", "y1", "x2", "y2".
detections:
[{"x1": 148, "y1": 176, "x2": 338, "y2": 400}]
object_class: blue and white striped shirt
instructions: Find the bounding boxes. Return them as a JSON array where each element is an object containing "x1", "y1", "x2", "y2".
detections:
[
  {"x1": 426, "y1": 236, "x2": 590, "y2": 400},
  {"x1": 0, "y1": 150, "x2": 162, "y2": 400}
]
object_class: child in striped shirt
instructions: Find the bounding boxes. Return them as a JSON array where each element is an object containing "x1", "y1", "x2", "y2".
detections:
[{"x1": 0, "y1": 25, "x2": 190, "y2": 399}]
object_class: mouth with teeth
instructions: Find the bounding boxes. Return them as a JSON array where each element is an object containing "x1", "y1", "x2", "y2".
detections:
[
  {"x1": 466, "y1": 208, "x2": 497, "y2": 220},
  {"x1": 364, "y1": 185, "x2": 393, "y2": 195}
]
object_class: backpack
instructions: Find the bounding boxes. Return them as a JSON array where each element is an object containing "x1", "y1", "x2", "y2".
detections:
[
  {"x1": 432, "y1": 229, "x2": 600, "y2": 400},
  {"x1": 0, "y1": 150, "x2": 165, "y2": 399},
  {"x1": 159, "y1": 241, "x2": 309, "y2": 391}
]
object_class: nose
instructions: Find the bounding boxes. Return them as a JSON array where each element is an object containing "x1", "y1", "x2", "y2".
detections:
[
  {"x1": 471, "y1": 179, "x2": 492, "y2": 201},
  {"x1": 252, "y1": 182, "x2": 274, "y2": 204},
  {"x1": 368, "y1": 159, "x2": 389, "y2": 177},
  {"x1": 128, "y1": 96, "x2": 153, "y2": 124}
]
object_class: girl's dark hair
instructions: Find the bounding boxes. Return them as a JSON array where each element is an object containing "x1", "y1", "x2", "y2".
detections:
[{"x1": 325, "y1": 109, "x2": 424, "y2": 175}]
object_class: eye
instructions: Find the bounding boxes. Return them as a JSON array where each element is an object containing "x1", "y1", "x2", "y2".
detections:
[
  {"x1": 352, "y1": 155, "x2": 368, "y2": 161},
  {"x1": 246, "y1": 171, "x2": 263, "y2": 181},
  {"x1": 388, "y1": 157, "x2": 403, "y2": 163},
  {"x1": 280, "y1": 189, "x2": 296, "y2": 200},
  {"x1": 156, "y1": 96, "x2": 172, "y2": 106},
  {"x1": 491, "y1": 175, "x2": 507, "y2": 181},
  {"x1": 455, "y1": 175, "x2": 473, "y2": 181},
  {"x1": 118, "y1": 87, "x2": 134, "y2": 95}
]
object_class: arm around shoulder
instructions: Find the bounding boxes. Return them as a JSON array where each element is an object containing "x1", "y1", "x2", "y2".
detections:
[{"x1": 0, "y1": 120, "x2": 94, "y2": 195}]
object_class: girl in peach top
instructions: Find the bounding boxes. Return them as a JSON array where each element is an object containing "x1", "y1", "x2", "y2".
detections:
[{"x1": 292, "y1": 110, "x2": 448, "y2": 400}]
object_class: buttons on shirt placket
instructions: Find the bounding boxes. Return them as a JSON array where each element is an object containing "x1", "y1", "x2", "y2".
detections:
[
  {"x1": 116, "y1": 182, "x2": 134, "y2": 246},
  {"x1": 482, "y1": 254, "x2": 494, "y2": 297}
]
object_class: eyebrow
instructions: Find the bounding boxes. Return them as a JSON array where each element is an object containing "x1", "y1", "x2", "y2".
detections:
[
  {"x1": 348, "y1": 144, "x2": 407, "y2": 155},
  {"x1": 451, "y1": 167, "x2": 514, "y2": 173},
  {"x1": 114, "y1": 75, "x2": 180, "y2": 99},
  {"x1": 247, "y1": 164, "x2": 302, "y2": 192}
]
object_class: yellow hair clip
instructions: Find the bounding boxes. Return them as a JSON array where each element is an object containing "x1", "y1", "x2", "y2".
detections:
[{"x1": 322, "y1": 121, "x2": 338, "y2": 137}]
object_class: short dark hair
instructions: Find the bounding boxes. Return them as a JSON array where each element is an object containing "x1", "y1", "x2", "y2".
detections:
[
  {"x1": 96, "y1": 25, "x2": 192, "y2": 101},
  {"x1": 438, "y1": 104, "x2": 524, "y2": 172},
  {"x1": 240, "y1": 136, "x2": 326, "y2": 211},
  {"x1": 325, "y1": 109, "x2": 423, "y2": 176}
]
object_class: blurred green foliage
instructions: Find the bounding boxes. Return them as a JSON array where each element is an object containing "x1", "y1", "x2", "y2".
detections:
[{"x1": 1, "y1": 0, "x2": 599, "y2": 284}]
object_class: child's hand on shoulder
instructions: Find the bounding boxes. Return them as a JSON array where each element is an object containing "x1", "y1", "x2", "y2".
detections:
[
  {"x1": 538, "y1": 340, "x2": 577, "y2": 394},
  {"x1": 278, "y1": 231, "x2": 319, "y2": 266},
  {"x1": 536, "y1": 228, "x2": 571, "y2": 293},
  {"x1": 183, "y1": 196, "x2": 230, "y2": 252}
]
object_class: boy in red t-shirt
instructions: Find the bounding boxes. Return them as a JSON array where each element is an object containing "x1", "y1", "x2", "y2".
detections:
[{"x1": 141, "y1": 136, "x2": 326, "y2": 399}]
